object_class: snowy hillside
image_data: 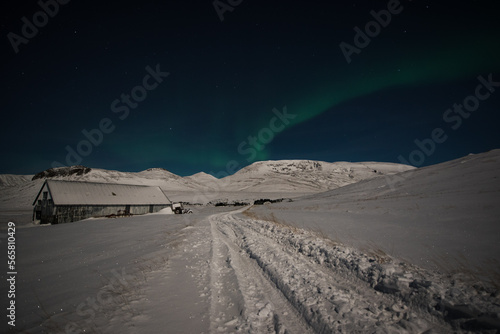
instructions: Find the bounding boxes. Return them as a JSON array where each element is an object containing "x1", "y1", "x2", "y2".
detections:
[
  {"x1": 218, "y1": 160, "x2": 414, "y2": 192},
  {"x1": 185, "y1": 171, "x2": 219, "y2": 185},
  {"x1": 0, "y1": 174, "x2": 32, "y2": 187},
  {"x1": 247, "y1": 149, "x2": 500, "y2": 284},
  {"x1": 0, "y1": 159, "x2": 413, "y2": 212},
  {"x1": 45, "y1": 167, "x2": 207, "y2": 191},
  {"x1": 0, "y1": 179, "x2": 44, "y2": 211}
]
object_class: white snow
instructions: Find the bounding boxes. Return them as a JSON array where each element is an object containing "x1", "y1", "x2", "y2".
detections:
[
  {"x1": 0, "y1": 152, "x2": 499, "y2": 333},
  {"x1": 185, "y1": 171, "x2": 219, "y2": 184},
  {"x1": 150, "y1": 206, "x2": 174, "y2": 215},
  {"x1": 4, "y1": 204, "x2": 498, "y2": 333},
  {"x1": 0, "y1": 208, "x2": 226, "y2": 333},
  {"x1": 0, "y1": 174, "x2": 32, "y2": 187}
]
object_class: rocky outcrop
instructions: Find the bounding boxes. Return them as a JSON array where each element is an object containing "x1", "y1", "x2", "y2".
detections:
[{"x1": 32, "y1": 166, "x2": 92, "y2": 180}]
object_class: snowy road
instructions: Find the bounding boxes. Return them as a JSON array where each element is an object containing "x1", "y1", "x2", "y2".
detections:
[
  {"x1": 130, "y1": 207, "x2": 500, "y2": 333},
  {"x1": 204, "y1": 209, "x2": 447, "y2": 333},
  {"x1": 209, "y1": 210, "x2": 315, "y2": 333}
]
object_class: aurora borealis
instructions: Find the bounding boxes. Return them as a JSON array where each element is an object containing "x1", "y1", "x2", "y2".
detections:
[{"x1": 2, "y1": 1, "x2": 500, "y2": 176}]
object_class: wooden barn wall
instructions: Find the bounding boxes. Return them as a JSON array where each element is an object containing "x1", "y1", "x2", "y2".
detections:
[
  {"x1": 52, "y1": 204, "x2": 169, "y2": 224},
  {"x1": 37, "y1": 203, "x2": 56, "y2": 225}
]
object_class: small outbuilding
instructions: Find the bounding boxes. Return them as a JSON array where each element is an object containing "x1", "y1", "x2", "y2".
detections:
[{"x1": 33, "y1": 180, "x2": 172, "y2": 224}]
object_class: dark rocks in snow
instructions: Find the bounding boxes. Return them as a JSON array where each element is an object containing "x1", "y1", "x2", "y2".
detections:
[
  {"x1": 231, "y1": 202, "x2": 249, "y2": 206},
  {"x1": 442, "y1": 303, "x2": 481, "y2": 320},
  {"x1": 144, "y1": 167, "x2": 169, "y2": 172},
  {"x1": 205, "y1": 198, "x2": 292, "y2": 207},
  {"x1": 207, "y1": 200, "x2": 251, "y2": 207},
  {"x1": 374, "y1": 279, "x2": 401, "y2": 294},
  {"x1": 254, "y1": 199, "x2": 273, "y2": 205},
  {"x1": 410, "y1": 279, "x2": 432, "y2": 289},
  {"x1": 462, "y1": 315, "x2": 500, "y2": 331},
  {"x1": 434, "y1": 302, "x2": 500, "y2": 331},
  {"x1": 32, "y1": 166, "x2": 92, "y2": 180},
  {"x1": 253, "y1": 198, "x2": 292, "y2": 205}
]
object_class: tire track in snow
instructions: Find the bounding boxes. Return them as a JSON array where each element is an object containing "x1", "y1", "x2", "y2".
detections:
[
  {"x1": 209, "y1": 208, "x2": 455, "y2": 333},
  {"x1": 209, "y1": 211, "x2": 316, "y2": 333},
  {"x1": 209, "y1": 217, "x2": 247, "y2": 332}
]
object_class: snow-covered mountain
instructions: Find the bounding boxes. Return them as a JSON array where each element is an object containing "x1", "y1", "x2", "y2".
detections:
[
  {"x1": 185, "y1": 172, "x2": 220, "y2": 187},
  {"x1": 218, "y1": 160, "x2": 414, "y2": 192},
  {"x1": 33, "y1": 166, "x2": 207, "y2": 190},
  {"x1": 0, "y1": 159, "x2": 413, "y2": 211}
]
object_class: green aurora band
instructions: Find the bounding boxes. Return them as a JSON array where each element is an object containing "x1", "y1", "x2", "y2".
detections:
[
  {"x1": 287, "y1": 37, "x2": 500, "y2": 131},
  {"x1": 112, "y1": 37, "x2": 500, "y2": 174},
  {"x1": 242, "y1": 37, "x2": 500, "y2": 166}
]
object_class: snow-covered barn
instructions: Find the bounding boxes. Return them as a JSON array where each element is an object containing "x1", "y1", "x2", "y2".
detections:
[{"x1": 32, "y1": 180, "x2": 172, "y2": 224}]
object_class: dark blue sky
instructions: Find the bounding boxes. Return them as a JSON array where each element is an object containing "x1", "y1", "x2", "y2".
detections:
[{"x1": 2, "y1": 0, "x2": 500, "y2": 176}]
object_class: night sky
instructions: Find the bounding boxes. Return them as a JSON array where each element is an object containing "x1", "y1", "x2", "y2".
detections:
[{"x1": 2, "y1": 1, "x2": 500, "y2": 176}]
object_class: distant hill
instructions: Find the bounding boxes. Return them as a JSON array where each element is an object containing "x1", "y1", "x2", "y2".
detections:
[
  {"x1": 0, "y1": 174, "x2": 33, "y2": 187},
  {"x1": 29, "y1": 166, "x2": 207, "y2": 191},
  {"x1": 217, "y1": 160, "x2": 414, "y2": 192},
  {"x1": 185, "y1": 172, "x2": 220, "y2": 185},
  {"x1": 0, "y1": 159, "x2": 413, "y2": 210}
]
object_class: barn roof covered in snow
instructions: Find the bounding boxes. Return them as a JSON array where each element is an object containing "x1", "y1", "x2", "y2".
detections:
[{"x1": 33, "y1": 180, "x2": 171, "y2": 205}]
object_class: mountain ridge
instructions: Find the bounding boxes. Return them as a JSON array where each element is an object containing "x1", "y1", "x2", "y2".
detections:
[
  {"x1": 0, "y1": 158, "x2": 414, "y2": 209},
  {"x1": 218, "y1": 159, "x2": 415, "y2": 192}
]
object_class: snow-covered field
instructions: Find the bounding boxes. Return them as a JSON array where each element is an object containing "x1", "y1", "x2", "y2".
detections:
[
  {"x1": 3, "y1": 205, "x2": 498, "y2": 333},
  {"x1": 1, "y1": 153, "x2": 499, "y2": 332},
  {"x1": 0, "y1": 207, "x2": 232, "y2": 333}
]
